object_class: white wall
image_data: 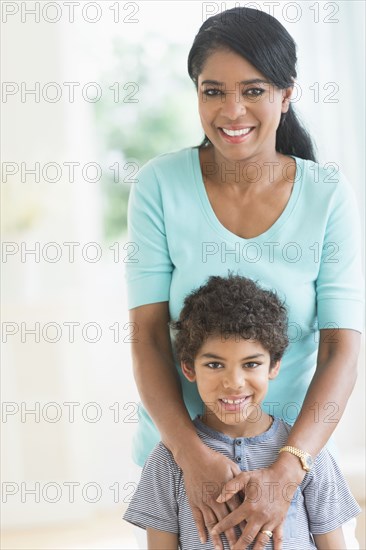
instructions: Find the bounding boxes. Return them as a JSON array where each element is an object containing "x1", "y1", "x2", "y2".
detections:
[{"x1": 2, "y1": 0, "x2": 364, "y2": 530}]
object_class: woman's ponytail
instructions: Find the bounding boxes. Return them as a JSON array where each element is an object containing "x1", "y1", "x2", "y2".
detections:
[{"x1": 276, "y1": 104, "x2": 317, "y2": 162}]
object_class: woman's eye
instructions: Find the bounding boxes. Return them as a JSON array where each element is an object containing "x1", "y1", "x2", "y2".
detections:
[
  {"x1": 206, "y1": 362, "x2": 223, "y2": 369},
  {"x1": 202, "y1": 88, "x2": 222, "y2": 97},
  {"x1": 244, "y1": 88, "x2": 265, "y2": 98}
]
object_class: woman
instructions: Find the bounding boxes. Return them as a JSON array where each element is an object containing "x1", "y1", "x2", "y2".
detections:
[{"x1": 126, "y1": 7, "x2": 363, "y2": 550}]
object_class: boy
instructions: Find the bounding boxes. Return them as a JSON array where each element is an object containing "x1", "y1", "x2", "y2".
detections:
[{"x1": 124, "y1": 274, "x2": 360, "y2": 549}]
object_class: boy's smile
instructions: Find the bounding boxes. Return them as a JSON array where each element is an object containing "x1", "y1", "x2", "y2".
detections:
[{"x1": 182, "y1": 334, "x2": 280, "y2": 438}]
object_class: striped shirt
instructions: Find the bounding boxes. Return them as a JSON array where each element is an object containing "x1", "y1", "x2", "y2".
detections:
[{"x1": 123, "y1": 416, "x2": 361, "y2": 549}]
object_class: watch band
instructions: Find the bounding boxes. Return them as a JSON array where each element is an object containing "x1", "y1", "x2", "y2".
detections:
[{"x1": 279, "y1": 445, "x2": 314, "y2": 472}]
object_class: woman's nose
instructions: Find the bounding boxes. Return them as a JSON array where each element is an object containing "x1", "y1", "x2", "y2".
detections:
[{"x1": 220, "y1": 88, "x2": 247, "y2": 119}]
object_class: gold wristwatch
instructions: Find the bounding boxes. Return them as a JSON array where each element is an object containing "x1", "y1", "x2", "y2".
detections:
[{"x1": 279, "y1": 446, "x2": 314, "y2": 472}]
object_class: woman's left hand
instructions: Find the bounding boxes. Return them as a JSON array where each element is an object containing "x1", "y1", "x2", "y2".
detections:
[{"x1": 211, "y1": 455, "x2": 305, "y2": 550}]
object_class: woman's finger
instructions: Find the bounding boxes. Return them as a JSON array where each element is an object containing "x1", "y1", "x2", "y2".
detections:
[
  {"x1": 210, "y1": 500, "x2": 239, "y2": 548},
  {"x1": 226, "y1": 493, "x2": 242, "y2": 512},
  {"x1": 271, "y1": 524, "x2": 284, "y2": 550},
  {"x1": 231, "y1": 519, "x2": 267, "y2": 550},
  {"x1": 216, "y1": 472, "x2": 247, "y2": 502},
  {"x1": 226, "y1": 494, "x2": 245, "y2": 534},
  {"x1": 190, "y1": 505, "x2": 207, "y2": 545},
  {"x1": 226, "y1": 495, "x2": 247, "y2": 533},
  {"x1": 232, "y1": 518, "x2": 284, "y2": 550},
  {"x1": 211, "y1": 503, "x2": 247, "y2": 535},
  {"x1": 251, "y1": 523, "x2": 278, "y2": 550},
  {"x1": 251, "y1": 529, "x2": 274, "y2": 550},
  {"x1": 201, "y1": 507, "x2": 223, "y2": 550}
]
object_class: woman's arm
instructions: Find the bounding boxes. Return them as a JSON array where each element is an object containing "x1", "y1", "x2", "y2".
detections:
[
  {"x1": 130, "y1": 302, "x2": 197, "y2": 453},
  {"x1": 284, "y1": 328, "x2": 360, "y2": 454},
  {"x1": 147, "y1": 528, "x2": 179, "y2": 550},
  {"x1": 211, "y1": 328, "x2": 360, "y2": 550},
  {"x1": 313, "y1": 527, "x2": 346, "y2": 550},
  {"x1": 130, "y1": 301, "x2": 241, "y2": 549}
]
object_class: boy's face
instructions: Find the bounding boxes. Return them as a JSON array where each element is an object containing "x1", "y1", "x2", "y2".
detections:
[{"x1": 182, "y1": 334, "x2": 280, "y2": 438}]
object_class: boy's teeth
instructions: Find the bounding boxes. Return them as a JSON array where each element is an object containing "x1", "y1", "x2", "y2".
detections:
[
  {"x1": 221, "y1": 398, "x2": 246, "y2": 404},
  {"x1": 222, "y1": 127, "x2": 251, "y2": 136}
]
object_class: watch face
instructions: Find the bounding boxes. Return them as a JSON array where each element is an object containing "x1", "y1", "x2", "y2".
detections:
[
  {"x1": 301, "y1": 455, "x2": 313, "y2": 471},
  {"x1": 305, "y1": 456, "x2": 313, "y2": 469}
]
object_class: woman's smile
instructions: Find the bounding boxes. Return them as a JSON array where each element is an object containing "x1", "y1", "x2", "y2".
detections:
[
  {"x1": 197, "y1": 49, "x2": 292, "y2": 163},
  {"x1": 218, "y1": 126, "x2": 256, "y2": 143}
]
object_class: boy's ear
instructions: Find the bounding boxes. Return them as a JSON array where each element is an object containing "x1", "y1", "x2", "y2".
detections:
[
  {"x1": 268, "y1": 360, "x2": 281, "y2": 380},
  {"x1": 181, "y1": 361, "x2": 196, "y2": 382}
]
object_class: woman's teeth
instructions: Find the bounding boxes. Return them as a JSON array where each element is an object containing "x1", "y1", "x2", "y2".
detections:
[{"x1": 221, "y1": 128, "x2": 252, "y2": 136}]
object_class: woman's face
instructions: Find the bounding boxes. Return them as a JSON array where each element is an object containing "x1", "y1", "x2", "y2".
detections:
[{"x1": 197, "y1": 48, "x2": 292, "y2": 162}]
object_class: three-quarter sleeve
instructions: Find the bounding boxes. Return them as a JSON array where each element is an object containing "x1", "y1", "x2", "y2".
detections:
[
  {"x1": 125, "y1": 161, "x2": 173, "y2": 310},
  {"x1": 316, "y1": 173, "x2": 364, "y2": 331}
]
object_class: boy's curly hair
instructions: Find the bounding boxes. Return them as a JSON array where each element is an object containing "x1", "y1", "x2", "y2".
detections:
[{"x1": 170, "y1": 273, "x2": 289, "y2": 367}]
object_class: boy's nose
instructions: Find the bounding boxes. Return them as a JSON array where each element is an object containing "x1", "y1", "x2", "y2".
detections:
[{"x1": 222, "y1": 371, "x2": 245, "y2": 390}]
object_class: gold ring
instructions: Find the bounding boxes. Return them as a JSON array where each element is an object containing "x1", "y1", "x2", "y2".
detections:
[{"x1": 260, "y1": 530, "x2": 273, "y2": 538}]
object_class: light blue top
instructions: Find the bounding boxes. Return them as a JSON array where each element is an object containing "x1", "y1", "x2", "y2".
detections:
[{"x1": 125, "y1": 147, "x2": 364, "y2": 466}]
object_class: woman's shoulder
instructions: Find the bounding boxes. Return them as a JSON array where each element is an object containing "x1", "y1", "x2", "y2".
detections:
[
  {"x1": 139, "y1": 146, "x2": 197, "y2": 178},
  {"x1": 294, "y1": 156, "x2": 350, "y2": 189},
  {"x1": 293, "y1": 156, "x2": 356, "y2": 211},
  {"x1": 132, "y1": 146, "x2": 198, "y2": 202}
]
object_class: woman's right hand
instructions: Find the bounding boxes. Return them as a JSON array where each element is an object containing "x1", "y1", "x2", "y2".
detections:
[
  {"x1": 130, "y1": 302, "x2": 243, "y2": 547},
  {"x1": 177, "y1": 441, "x2": 242, "y2": 549}
]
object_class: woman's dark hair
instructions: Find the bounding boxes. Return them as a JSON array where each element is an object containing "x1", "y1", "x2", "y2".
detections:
[
  {"x1": 170, "y1": 273, "x2": 289, "y2": 368},
  {"x1": 188, "y1": 7, "x2": 317, "y2": 162}
]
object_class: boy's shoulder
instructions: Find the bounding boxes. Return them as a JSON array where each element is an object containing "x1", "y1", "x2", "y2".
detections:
[
  {"x1": 273, "y1": 417, "x2": 293, "y2": 433},
  {"x1": 144, "y1": 440, "x2": 183, "y2": 476},
  {"x1": 263, "y1": 417, "x2": 335, "y2": 471},
  {"x1": 147, "y1": 440, "x2": 175, "y2": 462}
]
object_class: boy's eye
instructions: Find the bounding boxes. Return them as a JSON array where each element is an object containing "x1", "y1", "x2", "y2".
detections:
[
  {"x1": 206, "y1": 362, "x2": 224, "y2": 369},
  {"x1": 244, "y1": 362, "x2": 260, "y2": 369}
]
